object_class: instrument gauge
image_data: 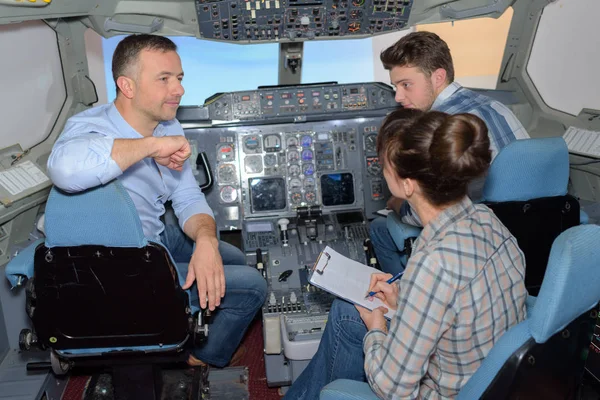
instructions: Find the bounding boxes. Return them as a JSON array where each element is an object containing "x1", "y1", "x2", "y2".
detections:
[
  {"x1": 287, "y1": 150, "x2": 300, "y2": 163},
  {"x1": 243, "y1": 135, "x2": 261, "y2": 153},
  {"x1": 303, "y1": 177, "x2": 315, "y2": 187},
  {"x1": 286, "y1": 136, "x2": 299, "y2": 147},
  {"x1": 301, "y1": 149, "x2": 313, "y2": 161},
  {"x1": 217, "y1": 144, "x2": 235, "y2": 161},
  {"x1": 302, "y1": 163, "x2": 315, "y2": 176},
  {"x1": 244, "y1": 155, "x2": 263, "y2": 174},
  {"x1": 304, "y1": 191, "x2": 316, "y2": 203},
  {"x1": 301, "y1": 135, "x2": 313, "y2": 147},
  {"x1": 288, "y1": 164, "x2": 301, "y2": 176},
  {"x1": 289, "y1": 178, "x2": 302, "y2": 189},
  {"x1": 364, "y1": 133, "x2": 378, "y2": 153},
  {"x1": 366, "y1": 157, "x2": 382, "y2": 176},
  {"x1": 290, "y1": 192, "x2": 302, "y2": 204},
  {"x1": 264, "y1": 154, "x2": 278, "y2": 166},
  {"x1": 219, "y1": 186, "x2": 238, "y2": 203},
  {"x1": 218, "y1": 164, "x2": 237, "y2": 183},
  {"x1": 263, "y1": 134, "x2": 281, "y2": 152}
]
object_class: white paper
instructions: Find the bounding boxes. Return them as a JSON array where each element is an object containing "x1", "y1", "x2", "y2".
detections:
[
  {"x1": 310, "y1": 246, "x2": 394, "y2": 319},
  {"x1": 375, "y1": 208, "x2": 393, "y2": 217},
  {"x1": 0, "y1": 160, "x2": 49, "y2": 196},
  {"x1": 563, "y1": 126, "x2": 600, "y2": 158}
]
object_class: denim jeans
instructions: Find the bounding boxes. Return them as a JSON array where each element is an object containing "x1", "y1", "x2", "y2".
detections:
[
  {"x1": 369, "y1": 217, "x2": 407, "y2": 276},
  {"x1": 284, "y1": 299, "x2": 368, "y2": 400},
  {"x1": 160, "y1": 224, "x2": 267, "y2": 367}
]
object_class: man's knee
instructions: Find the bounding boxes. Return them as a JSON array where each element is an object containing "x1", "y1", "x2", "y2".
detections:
[
  {"x1": 225, "y1": 265, "x2": 268, "y2": 307},
  {"x1": 369, "y1": 217, "x2": 389, "y2": 244},
  {"x1": 218, "y1": 240, "x2": 246, "y2": 266}
]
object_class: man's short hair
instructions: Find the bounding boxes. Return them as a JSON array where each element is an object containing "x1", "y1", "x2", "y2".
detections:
[
  {"x1": 380, "y1": 31, "x2": 455, "y2": 83},
  {"x1": 112, "y1": 34, "x2": 178, "y2": 95}
]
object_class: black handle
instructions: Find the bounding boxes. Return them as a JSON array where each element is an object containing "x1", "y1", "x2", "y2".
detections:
[{"x1": 196, "y1": 152, "x2": 214, "y2": 192}]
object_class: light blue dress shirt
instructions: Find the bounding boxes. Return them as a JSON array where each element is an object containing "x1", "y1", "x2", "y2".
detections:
[{"x1": 47, "y1": 103, "x2": 214, "y2": 242}]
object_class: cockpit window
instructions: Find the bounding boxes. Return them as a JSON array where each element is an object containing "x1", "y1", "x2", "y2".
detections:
[
  {"x1": 527, "y1": 0, "x2": 599, "y2": 116},
  {"x1": 302, "y1": 38, "x2": 374, "y2": 84},
  {"x1": 415, "y1": 8, "x2": 513, "y2": 90},
  {"x1": 0, "y1": 21, "x2": 66, "y2": 150},
  {"x1": 102, "y1": 36, "x2": 279, "y2": 106}
]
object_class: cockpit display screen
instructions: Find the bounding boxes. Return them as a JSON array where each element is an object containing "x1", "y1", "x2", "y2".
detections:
[
  {"x1": 320, "y1": 173, "x2": 355, "y2": 206},
  {"x1": 249, "y1": 177, "x2": 287, "y2": 212}
]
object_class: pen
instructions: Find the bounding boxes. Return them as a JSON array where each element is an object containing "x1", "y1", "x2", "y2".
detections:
[{"x1": 365, "y1": 270, "x2": 404, "y2": 299}]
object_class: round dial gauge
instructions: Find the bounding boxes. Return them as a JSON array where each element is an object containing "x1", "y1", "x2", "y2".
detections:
[
  {"x1": 303, "y1": 177, "x2": 315, "y2": 187},
  {"x1": 286, "y1": 136, "x2": 299, "y2": 147},
  {"x1": 290, "y1": 192, "x2": 302, "y2": 204},
  {"x1": 302, "y1": 163, "x2": 315, "y2": 176},
  {"x1": 301, "y1": 135, "x2": 313, "y2": 147},
  {"x1": 364, "y1": 133, "x2": 377, "y2": 153},
  {"x1": 243, "y1": 135, "x2": 261, "y2": 152},
  {"x1": 301, "y1": 149, "x2": 313, "y2": 161},
  {"x1": 304, "y1": 191, "x2": 316, "y2": 203},
  {"x1": 287, "y1": 150, "x2": 300, "y2": 162},
  {"x1": 288, "y1": 164, "x2": 301, "y2": 176},
  {"x1": 367, "y1": 161, "x2": 382, "y2": 176},
  {"x1": 218, "y1": 164, "x2": 236, "y2": 183},
  {"x1": 264, "y1": 154, "x2": 278, "y2": 166},
  {"x1": 217, "y1": 144, "x2": 235, "y2": 161},
  {"x1": 244, "y1": 155, "x2": 263, "y2": 174},
  {"x1": 219, "y1": 186, "x2": 238, "y2": 203},
  {"x1": 289, "y1": 178, "x2": 302, "y2": 189}
]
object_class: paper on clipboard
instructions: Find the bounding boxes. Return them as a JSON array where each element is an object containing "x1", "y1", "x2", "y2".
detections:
[{"x1": 309, "y1": 246, "x2": 394, "y2": 319}]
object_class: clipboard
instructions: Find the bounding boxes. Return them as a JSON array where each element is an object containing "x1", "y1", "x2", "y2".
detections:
[{"x1": 309, "y1": 246, "x2": 394, "y2": 319}]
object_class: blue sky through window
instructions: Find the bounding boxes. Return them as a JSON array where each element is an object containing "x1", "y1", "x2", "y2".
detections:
[{"x1": 102, "y1": 36, "x2": 374, "y2": 105}]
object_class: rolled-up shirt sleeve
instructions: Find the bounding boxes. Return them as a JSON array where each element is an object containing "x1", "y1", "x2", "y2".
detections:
[
  {"x1": 47, "y1": 131, "x2": 123, "y2": 193},
  {"x1": 169, "y1": 161, "x2": 214, "y2": 231}
]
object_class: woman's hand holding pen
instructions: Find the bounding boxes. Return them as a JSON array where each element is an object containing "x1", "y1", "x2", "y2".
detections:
[{"x1": 367, "y1": 273, "x2": 399, "y2": 311}]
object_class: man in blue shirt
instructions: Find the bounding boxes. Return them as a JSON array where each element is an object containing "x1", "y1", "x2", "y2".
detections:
[
  {"x1": 370, "y1": 31, "x2": 529, "y2": 275},
  {"x1": 47, "y1": 34, "x2": 267, "y2": 368}
]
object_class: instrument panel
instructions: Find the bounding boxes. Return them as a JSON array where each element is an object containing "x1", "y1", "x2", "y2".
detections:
[
  {"x1": 178, "y1": 82, "x2": 397, "y2": 231},
  {"x1": 194, "y1": 0, "x2": 414, "y2": 43},
  {"x1": 184, "y1": 118, "x2": 389, "y2": 230}
]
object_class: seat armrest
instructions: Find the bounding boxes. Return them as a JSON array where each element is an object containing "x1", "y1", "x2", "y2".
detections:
[{"x1": 5, "y1": 238, "x2": 45, "y2": 289}]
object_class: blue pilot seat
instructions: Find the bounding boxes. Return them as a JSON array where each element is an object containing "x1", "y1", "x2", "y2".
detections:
[
  {"x1": 385, "y1": 137, "x2": 581, "y2": 296},
  {"x1": 6, "y1": 179, "x2": 208, "y2": 399},
  {"x1": 321, "y1": 224, "x2": 600, "y2": 400}
]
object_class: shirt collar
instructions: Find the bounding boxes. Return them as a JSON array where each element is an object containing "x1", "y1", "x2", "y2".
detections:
[
  {"x1": 107, "y1": 102, "x2": 168, "y2": 138},
  {"x1": 431, "y1": 81, "x2": 463, "y2": 110},
  {"x1": 413, "y1": 196, "x2": 473, "y2": 253}
]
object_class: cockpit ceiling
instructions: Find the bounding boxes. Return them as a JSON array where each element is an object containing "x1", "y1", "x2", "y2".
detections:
[{"x1": 0, "y1": 0, "x2": 514, "y2": 42}]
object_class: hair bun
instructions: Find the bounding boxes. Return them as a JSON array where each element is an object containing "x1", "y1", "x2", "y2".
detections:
[{"x1": 429, "y1": 113, "x2": 491, "y2": 181}]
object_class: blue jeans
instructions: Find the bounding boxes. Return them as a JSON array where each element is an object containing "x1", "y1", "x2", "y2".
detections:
[
  {"x1": 160, "y1": 224, "x2": 267, "y2": 367},
  {"x1": 284, "y1": 299, "x2": 368, "y2": 400},
  {"x1": 369, "y1": 217, "x2": 406, "y2": 276}
]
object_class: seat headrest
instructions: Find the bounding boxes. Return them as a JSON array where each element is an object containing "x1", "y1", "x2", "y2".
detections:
[
  {"x1": 45, "y1": 180, "x2": 147, "y2": 248},
  {"x1": 483, "y1": 137, "x2": 569, "y2": 202},
  {"x1": 529, "y1": 224, "x2": 600, "y2": 343}
]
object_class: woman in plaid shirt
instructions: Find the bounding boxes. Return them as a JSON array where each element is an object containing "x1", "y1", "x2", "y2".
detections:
[{"x1": 285, "y1": 109, "x2": 527, "y2": 400}]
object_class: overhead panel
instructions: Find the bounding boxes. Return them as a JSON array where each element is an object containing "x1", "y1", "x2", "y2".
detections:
[{"x1": 194, "y1": 0, "x2": 413, "y2": 42}]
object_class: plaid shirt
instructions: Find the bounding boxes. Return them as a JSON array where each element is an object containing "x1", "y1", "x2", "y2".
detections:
[
  {"x1": 432, "y1": 82, "x2": 529, "y2": 158},
  {"x1": 400, "y1": 83, "x2": 530, "y2": 226},
  {"x1": 364, "y1": 197, "x2": 527, "y2": 399}
]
